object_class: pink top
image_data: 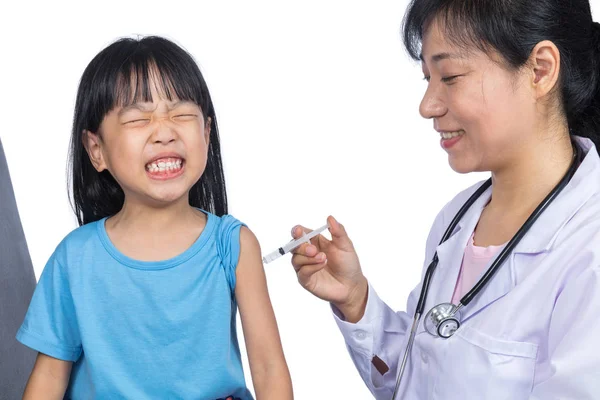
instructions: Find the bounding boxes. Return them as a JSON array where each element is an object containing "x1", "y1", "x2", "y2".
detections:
[{"x1": 451, "y1": 232, "x2": 504, "y2": 304}]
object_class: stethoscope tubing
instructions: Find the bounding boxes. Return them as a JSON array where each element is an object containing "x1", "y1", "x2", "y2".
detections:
[{"x1": 392, "y1": 143, "x2": 581, "y2": 400}]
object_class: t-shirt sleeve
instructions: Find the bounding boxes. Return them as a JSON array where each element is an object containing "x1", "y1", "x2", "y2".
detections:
[
  {"x1": 216, "y1": 215, "x2": 246, "y2": 298},
  {"x1": 16, "y1": 249, "x2": 82, "y2": 362}
]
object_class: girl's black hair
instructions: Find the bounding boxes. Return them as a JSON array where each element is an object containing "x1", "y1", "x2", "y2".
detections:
[
  {"x1": 69, "y1": 36, "x2": 227, "y2": 225},
  {"x1": 402, "y1": 0, "x2": 600, "y2": 151}
]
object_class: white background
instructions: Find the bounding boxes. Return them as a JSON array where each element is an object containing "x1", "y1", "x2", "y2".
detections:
[{"x1": 1, "y1": 1, "x2": 598, "y2": 398}]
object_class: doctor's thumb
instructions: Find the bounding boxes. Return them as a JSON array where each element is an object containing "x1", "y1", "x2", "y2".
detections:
[{"x1": 328, "y1": 216, "x2": 354, "y2": 250}]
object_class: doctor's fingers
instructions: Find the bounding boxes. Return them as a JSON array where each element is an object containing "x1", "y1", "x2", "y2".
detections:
[
  {"x1": 291, "y1": 238, "x2": 329, "y2": 258},
  {"x1": 295, "y1": 261, "x2": 327, "y2": 284},
  {"x1": 295, "y1": 242, "x2": 320, "y2": 259},
  {"x1": 327, "y1": 216, "x2": 355, "y2": 252},
  {"x1": 291, "y1": 225, "x2": 329, "y2": 249},
  {"x1": 291, "y1": 252, "x2": 327, "y2": 272},
  {"x1": 291, "y1": 225, "x2": 312, "y2": 240}
]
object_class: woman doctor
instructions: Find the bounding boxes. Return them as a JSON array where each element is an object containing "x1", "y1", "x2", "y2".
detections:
[{"x1": 290, "y1": 0, "x2": 600, "y2": 398}]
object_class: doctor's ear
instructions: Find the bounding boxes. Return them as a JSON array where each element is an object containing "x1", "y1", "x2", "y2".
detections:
[
  {"x1": 527, "y1": 40, "x2": 561, "y2": 100},
  {"x1": 83, "y1": 130, "x2": 107, "y2": 172}
]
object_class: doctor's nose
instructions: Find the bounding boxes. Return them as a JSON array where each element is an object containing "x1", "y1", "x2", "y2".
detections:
[{"x1": 419, "y1": 85, "x2": 447, "y2": 119}]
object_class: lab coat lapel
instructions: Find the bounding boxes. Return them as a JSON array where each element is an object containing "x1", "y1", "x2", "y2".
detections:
[
  {"x1": 414, "y1": 229, "x2": 467, "y2": 335},
  {"x1": 420, "y1": 137, "x2": 600, "y2": 329},
  {"x1": 459, "y1": 254, "x2": 515, "y2": 323},
  {"x1": 457, "y1": 138, "x2": 598, "y2": 321},
  {"x1": 425, "y1": 204, "x2": 485, "y2": 313}
]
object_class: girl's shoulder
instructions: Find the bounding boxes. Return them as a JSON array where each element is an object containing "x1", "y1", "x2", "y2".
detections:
[
  {"x1": 201, "y1": 211, "x2": 246, "y2": 241},
  {"x1": 39, "y1": 219, "x2": 106, "y2": 278},
  {"x1": 213, "y1": 213, "x2": 245, "y2": 230},
  {"x1": 206, "y1": 212, "x2": 248, "y2": 296},
  {"x1": 52, "y1": 219, "x2": 105, "y2": 259},
  {"x1": 210, "y1": 213, "x2": 247, "y2": 253}
]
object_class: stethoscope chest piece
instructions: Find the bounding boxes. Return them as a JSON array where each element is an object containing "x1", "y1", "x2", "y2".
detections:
[{"x1": 424, "y1": 303, "x2": 462, "y2": 338}]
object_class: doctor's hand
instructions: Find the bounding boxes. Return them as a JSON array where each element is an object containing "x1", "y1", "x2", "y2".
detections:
[{"x1": 291, "y1": 216, "x2": 368, "y2": 323}]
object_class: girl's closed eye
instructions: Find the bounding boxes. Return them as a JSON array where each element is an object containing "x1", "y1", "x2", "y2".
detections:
[
  {"x1": 120, "y1": 111, "x2": 151, "y2": 126},
  {"x1": 171, "y1": 103, "x2": 202, "y2": 121},
  {"x1": 172, "y1": 114, "x2": 198, "y2": 121},
  {"x1": 123, "y1": 118, "x2": 151, "y2": 125}
]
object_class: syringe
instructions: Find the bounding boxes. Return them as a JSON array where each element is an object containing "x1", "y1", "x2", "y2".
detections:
[{"x1": 262, "y1": 223, "x2": 330, "y2": 264}]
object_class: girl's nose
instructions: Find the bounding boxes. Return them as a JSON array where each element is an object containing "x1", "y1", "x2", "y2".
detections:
[{"x1": 150, "y1": 119, "x2": 177, "y2": 144}]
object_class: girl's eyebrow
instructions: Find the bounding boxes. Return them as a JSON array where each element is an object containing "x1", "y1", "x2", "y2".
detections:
[
  {"x1": 168, "y1": 100, "x2": 196, "y2": 109},
  {"x1": 117, "y1": 103, "x2": 156, "y2": 117},
  {"x1": 117, "y1": 101, "x2": 194, "y2": 117}
]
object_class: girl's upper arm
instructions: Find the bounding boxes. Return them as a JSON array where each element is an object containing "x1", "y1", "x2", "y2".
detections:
[
  {"x1": 23, "y1": 353, "x2": 72, "y2": 399},
  {"x1": 34, "y1": 352, "x2": 72, "y2": 377},
  {"x1": 234, "y1": 226, "x2": 289, "y2": 369}
]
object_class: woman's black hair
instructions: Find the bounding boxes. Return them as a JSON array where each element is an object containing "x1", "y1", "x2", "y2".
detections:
[
  {"x1": 69, "y1": 36, "x2": 227, "y2": 225},
  {"x1": 402, "y1": 0, "x2": 600, "y2": 151}
]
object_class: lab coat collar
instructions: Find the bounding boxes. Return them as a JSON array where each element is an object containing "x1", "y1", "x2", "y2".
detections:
[
  {"x1": 439, "y1": 136, "x2": 600, "y2": 258},
  {"x1": 424, "y1": 136, "x2": 600, "y2": 322},
  {"x1": 512, "y1": 136, "x2": 600, "y2": 254}
]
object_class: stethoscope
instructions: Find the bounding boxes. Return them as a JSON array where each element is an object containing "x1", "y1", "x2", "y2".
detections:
[{"x1": 391, "y1": 142, "x2": 582, "y2": 400}]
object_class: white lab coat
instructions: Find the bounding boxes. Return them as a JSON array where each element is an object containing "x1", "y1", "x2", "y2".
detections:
[{"x1": 335, "y1": 137, "x2": 600, "y2": 399}]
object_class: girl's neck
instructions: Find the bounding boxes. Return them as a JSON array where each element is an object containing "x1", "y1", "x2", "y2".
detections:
[
  {"x1": 103, "y1": 196, "x2": 208, "y2": 262},
  {"x1": 106, "y1": 196, "x2": 205, "y2": 236}
]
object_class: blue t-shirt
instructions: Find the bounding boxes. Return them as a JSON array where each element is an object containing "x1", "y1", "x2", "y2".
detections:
[{"x1": 17, "y1": 211, "x2": 253, "y2": 400}]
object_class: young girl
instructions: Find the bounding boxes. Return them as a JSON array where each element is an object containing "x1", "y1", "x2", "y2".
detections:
[
  {"x1": 291, "y1": 0, "x2": 600, "y2": 399},
  {"x1": 17, "y1": 36, "x2": 293, "y2": 400}
]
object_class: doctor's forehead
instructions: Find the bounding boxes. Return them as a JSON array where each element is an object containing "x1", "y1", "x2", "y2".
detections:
[
  {"x1": 420, "y1": 51, "x2": 467, "y2": 66},
  {"x1": 418, "y1": 18, "x2": 482, "y2": 66}
]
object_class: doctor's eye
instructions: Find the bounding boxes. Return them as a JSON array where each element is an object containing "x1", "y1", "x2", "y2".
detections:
[{"x1": 441, "y1": 75, "x2": 461, "y2": 84}]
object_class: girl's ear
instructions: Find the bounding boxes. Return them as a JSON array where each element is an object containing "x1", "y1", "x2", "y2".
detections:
[
  {"x1": 204, "y1": 117, "x2": 211, "y2": 146},
  {"x1": 83, "y1": 130, "x2": 107, "y2": 172}
]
